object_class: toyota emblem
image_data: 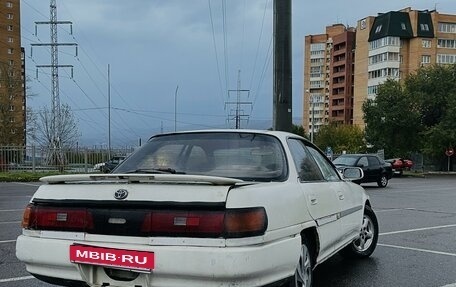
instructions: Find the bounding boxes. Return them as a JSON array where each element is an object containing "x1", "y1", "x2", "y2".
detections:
[{"x1": 114, "y1": 189, "x2": 129, "y2": 200}]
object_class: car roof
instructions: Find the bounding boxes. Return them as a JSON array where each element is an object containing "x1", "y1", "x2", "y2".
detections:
[{"x1": 148, "y1": 129, "x2": 308, "y2": 143}]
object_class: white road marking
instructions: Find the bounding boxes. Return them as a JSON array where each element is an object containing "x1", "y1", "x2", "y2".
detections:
[
  {"x1": 379, "y1": 243, "x2": 456, "y2": 257},
  {"x1": 374, "y1": 207, "x2": 416, "y2": 213},
  {"x1": 441, "y1": 284, "x2": 456, "y2": 287},
  {"x1": 0, "y1": 276, "x2": 35, "y2": 283},
  {"x1": 380, "y1": 224, "x2": 456, "y2": 236},
  {"x1": 0, "y1": 209, "x2": 23, "y2": 212},
  {"x1": 0, "y1": 239, "x2": 16, "y2": 244},
  {"x1": 0, "y1": 221, "x2": 21, "y2": 225},
  {"x1": 10, "y1": 182, "x2": 41, "y2": 187}
]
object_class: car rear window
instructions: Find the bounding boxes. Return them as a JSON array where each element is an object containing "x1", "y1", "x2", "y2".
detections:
[{"x1": 115, "y1": 132, "x2": 287, "y2": 182}]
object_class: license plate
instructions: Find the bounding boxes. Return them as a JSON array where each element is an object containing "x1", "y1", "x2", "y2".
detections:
[{"x1": 69, "y1": 244, "x2": 155, "y2": 272}]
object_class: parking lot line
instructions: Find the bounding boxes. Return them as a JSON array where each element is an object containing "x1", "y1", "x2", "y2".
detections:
[
  {"x1": 379, "y1": 224, "x2": 456, "y2": 236},
  {"x1": 0, "y1": 221, "x2": 21, "y2": 225},
  {"x1": 0, "y1": 209, "x2": 23, "y2": 212},
  {"x1": 10, "y1": 182, "x2": 41, "y2": 187},
  {"x1": 379, "y1": 243, "x2": 456, "y2": 257},
  {"x1": 0, "y1": 276, "x2": 34, "y2": 283},
  {"x1": 0, "y1": 239, "x2": 16, "y2": 244}
]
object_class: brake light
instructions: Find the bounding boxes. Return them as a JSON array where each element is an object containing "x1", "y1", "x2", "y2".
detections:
[
  {"x1": 141, "y1": 207, "x2": 267, "y2": 238},
  {"x1": 21, "y1": 204, "x2": 94, "y2": 232},
  {"x1": 141, "y1": 210, "x2": 225, "y2": 236},
  {"x1": 225, "y1": 208, "x2": 267, "y2": 238}
]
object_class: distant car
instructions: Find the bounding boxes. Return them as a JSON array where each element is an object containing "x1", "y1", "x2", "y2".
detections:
[
  {"x1": 334, "y1": 154, "x2": 393, "y2": 187},
  {"x1": 386, "y1": 158, "x2": 414, "y2": 176},
  {"x1": 101, "y1": 156, "x2": 126, "y2": 173},
  {"x1": 16, "y1": 130, "x2": 378, "y2": 287},
  {"x1": 93, "y1": 162, "x2": 105, "y2": 171}
]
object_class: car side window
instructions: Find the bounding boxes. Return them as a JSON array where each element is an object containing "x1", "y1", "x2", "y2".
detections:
[
  {"x1": 287, "y1": 139, "x2": 324, "y2": 182},
  {"x1": 368, "y1": 156, "x2": 380, "y2": 167},
  {"x1": 358, "y1": 156, "x2": 368, "y2": 167},
  {"x1": 307, "y1": 146, "x2": 340, "y2": 181}
]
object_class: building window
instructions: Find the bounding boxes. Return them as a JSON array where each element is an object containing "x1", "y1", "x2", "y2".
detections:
[
  {"x1": 9, "y1": 117, "x2": 15, "y2": 123},
  {"x1": 367, "y1": 85, "x2": 378, "y2": 95},
  {"x1": 375, "y1": 25, "x2": 382, "y2": 33},
  {"x1": 7, "y1": 48, "x2": 13, "y2": 54},
  {"x1": 369, "y1": 36, "x2": 400, "y2": 50},
  {"x1": 7, "y1": 36, "x2": 13, "y2": 43},
  {"x1": 7, "y1": 13, "x2": 13, "y2": 19},
  {"x1": 422, "y1": 39, "x2": 431, "y2": 48},
  {"x1": 438, "y1": 39, "x2": 456, "y2": 49},
  {"x1": 421, "y1": 55, "x2": 431, "y2": 64},
  {"x1": 438, "y1": 22, "x2": 456, "y2": 33},
  {"x1": 6, "y1": 2, "x2": 12, "y2": 8},
  {"x1": 7, "y1": 25, "x2": 13, "y2": 31},
  {"x1": 420, "y1": 24, "x2": 430, "y2": 31},
  {"x1": 8, "y1": 60, "x2": 13, "y2": 66},
  {"x1": 9, "y1": 105, "x2": 14, "y2": 111},
  {"x1": 437, "y1": 54, "x2": 456, "y2": 64}
]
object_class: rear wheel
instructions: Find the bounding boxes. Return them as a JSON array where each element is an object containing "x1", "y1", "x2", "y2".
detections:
[
  {"x1": 377, "y1": 174, "x2": 388, "y2": 187},
  {"x1": 341, "y1": 205, "x2": 378, "y2": 258},
  {"x1": 287, "y1": 236, "x2": 313, "y2": 287}
]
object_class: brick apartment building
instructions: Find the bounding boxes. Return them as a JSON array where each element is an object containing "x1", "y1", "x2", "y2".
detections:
[
  {"x1": 303, "y1": 24, "x2": 356, "y2": 137},
  {"x1": 303, "y1": 7, "x2": 456, "y2": 133},
  {"x1": 0, "y1": 0, "x2": 25, "y2": 146}
]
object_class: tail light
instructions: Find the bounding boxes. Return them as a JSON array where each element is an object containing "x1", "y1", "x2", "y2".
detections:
[
  {"x1": 21, "y1": 204, "x2": 267, "y2": 239},
  {"x1": 21, "y1": 204, "x2": 94, "y2": 232},
  {"x1": 141, "y1": 207, "x2": 267, "y2": 238}
]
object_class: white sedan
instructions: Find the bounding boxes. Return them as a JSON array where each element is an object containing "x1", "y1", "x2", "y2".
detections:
[{"x1": 16, "y1": 130, "x2": 378, "y2": 287}]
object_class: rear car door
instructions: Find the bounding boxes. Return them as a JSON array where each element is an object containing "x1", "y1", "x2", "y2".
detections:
[
  {"x1": 287, "y1": 139, "x2": 343, "y2": 259},
  {"x1": 367, "y1": 156, "x2": 382, "y2": 181}
]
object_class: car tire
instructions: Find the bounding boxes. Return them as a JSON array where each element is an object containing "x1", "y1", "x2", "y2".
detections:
[
  {"x1": 286, "y1": 235, "x2": 313, "y2": 287},
  {"x1": 377, "y1": 174, "x2": 388, "y2": 187},
  {"x1": 340, "y1": 205, "x2": 378, "y2": 258}
]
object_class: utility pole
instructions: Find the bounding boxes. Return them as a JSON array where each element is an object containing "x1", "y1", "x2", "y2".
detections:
[
  {"x1": 226, "y1": 70, "x2": 251, "y2": 129},
  {"x1": 273, "y1": 0, "x2": 292, "y2": 132},
  {"x1": 108, "y1": 64, "x2": 111, "y2": 159},
  {"x1": 31, "y1": 0, "x2": 77, "y2": 163}
]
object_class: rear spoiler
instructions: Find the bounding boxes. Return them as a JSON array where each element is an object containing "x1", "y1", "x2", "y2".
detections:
[{"x1": 40, "y1": 174, "x2": 244, "y2": 186}]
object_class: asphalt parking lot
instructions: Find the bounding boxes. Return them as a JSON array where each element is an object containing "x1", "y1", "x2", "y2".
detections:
[{"x1": 1, "y1": 176, "x2": 456, "y2": 287}]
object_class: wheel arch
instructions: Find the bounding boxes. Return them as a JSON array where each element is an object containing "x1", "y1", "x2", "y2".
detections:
[{"x1": 300, "y1": 227, "x2": 319, "y2": 267}]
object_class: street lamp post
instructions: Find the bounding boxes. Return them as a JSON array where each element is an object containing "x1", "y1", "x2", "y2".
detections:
[{"x1": 310, "y1": 93, "x2": 315, "y2": 143}]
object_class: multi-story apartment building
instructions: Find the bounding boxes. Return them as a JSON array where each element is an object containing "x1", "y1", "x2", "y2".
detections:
[
  {"x1": 354, "y1": 7, "x2": 456, "y2": 126},
  {"x1": 303, "y1": 25, "x2": 342, "y2": 137},
  {"x1": 304, "y1": 7, "x2": 456, "y2": 132},
  {"x1": 303, "y1": 24, "x2": 356, "y2": 138},
  {"x1": 0, "y1": 0, "x2": 25, "y2": 146}
]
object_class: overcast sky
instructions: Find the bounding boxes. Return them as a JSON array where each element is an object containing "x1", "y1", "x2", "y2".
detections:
[{"x1": 21, "y1": 0, "x2": 455, "y2": 147}]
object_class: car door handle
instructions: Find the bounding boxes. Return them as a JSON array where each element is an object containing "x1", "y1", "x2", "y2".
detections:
[{"x1": 309, "y1": 195, "x2": 317, "y2": 205}]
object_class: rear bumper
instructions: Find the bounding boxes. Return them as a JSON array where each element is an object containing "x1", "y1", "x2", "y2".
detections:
[{"x1": 16, "y1": 234, "x2": 300, "y2": 287}]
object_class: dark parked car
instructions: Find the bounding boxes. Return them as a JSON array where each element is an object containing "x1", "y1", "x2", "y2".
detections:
[
  {"x1": 101, "y1": 155, "x2": 126, "y2": 173},
  {"x1": 334, "y1": 154, "x2": 393, "y2": 187}
]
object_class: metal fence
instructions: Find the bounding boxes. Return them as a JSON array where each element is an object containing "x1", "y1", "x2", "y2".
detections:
[{"x1": 0, "y1": 146, "x2": 136, "y2": 173}]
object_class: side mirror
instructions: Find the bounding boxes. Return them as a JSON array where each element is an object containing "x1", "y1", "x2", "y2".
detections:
[{"x1": 341, "y1": 167, "x2": 364, "y2": 181}]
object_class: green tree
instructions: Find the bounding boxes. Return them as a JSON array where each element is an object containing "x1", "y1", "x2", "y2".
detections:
[
  {"x1": 362, "y1": 79, "x2": 421, "y2": 158},
  {"x1": 363, "y1": 64, "x2": 456, "y2": 163},
  {"x1": 404, "y1": 64, "x2": 456, "y2": 157},
  {"x1": 314, "y1": 122, "x2": 365, "y2": 154},
  {"x1": 291, "y1": 124, "x2": 307, "y2": 138}
]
